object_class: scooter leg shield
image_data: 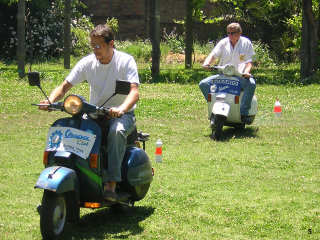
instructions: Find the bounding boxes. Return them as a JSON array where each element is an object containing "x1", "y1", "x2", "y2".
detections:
[{"x1": 35, "y1": 166, "x2": 78, "y2": 195}]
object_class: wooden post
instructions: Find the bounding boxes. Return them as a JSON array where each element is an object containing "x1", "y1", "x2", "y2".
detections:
[
  {"x1": 64, "y1": 0, "x2": 71, "y2": 69},
  {"x1": 185, "y1": 0, "x2": 193, "y2": 69},
  {"x1": 17, "y1": 0, "x2": 26, "y2": 78},
  {"x1": 150, "y1": 0, "x2": 160, "y2": 80}
]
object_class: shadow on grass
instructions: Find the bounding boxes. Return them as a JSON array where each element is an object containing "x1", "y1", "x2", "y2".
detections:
[
  {"x1": 63, "y1": 205, "x2": 155, "y2": 239},
  {"x1": 207, "y1": 126, "x2": 259, "y2": 142}
]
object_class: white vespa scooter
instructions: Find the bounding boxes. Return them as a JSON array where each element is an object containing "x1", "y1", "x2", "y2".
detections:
[{"x1": 207, "y1": 64, "x2": 258, "y2": 140}]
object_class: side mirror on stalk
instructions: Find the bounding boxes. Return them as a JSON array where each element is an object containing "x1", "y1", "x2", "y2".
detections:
[
  {"x1": 28, "y1": 71, "x2": 51, "y2": 105},
  {"x1": 115, "y1": 79, "x2": 131, "y2": 95},
  {"x1": 98, "y1": 79, "x2": 131, "y2": 108}
]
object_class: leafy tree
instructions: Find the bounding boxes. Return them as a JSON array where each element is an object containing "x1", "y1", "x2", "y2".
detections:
[
  {"x1": 205, "y1": 0, "x2": 319, "y2": 80},
  {"x1": 185, "y1": 0, "x2": 205, "y2": 69}
]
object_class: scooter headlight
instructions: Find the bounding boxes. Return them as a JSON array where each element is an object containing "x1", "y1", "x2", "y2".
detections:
[
  {"x1": 223, "y1": 65, "x2": 236, "y2": 76},
  {"x1": 64, "y1": 95, "x2": 83, "y2": 115}
]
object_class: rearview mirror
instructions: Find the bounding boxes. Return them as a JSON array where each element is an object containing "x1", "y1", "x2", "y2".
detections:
[
  {"x1": 115, "y1": 80, "x2": 131, "y2": 95},
  {"x1": 28, "y1": 72, "x2": 40, "y2": 87}
]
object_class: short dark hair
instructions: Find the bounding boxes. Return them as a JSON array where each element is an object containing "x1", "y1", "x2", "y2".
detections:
[{"x1": 90, "y1": 24, "x2": 115, "y2": 44}]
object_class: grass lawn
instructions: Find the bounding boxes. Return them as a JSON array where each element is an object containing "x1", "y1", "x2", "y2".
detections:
[{"x1": 0, "y1": 65, "x2": 320, "y2": 239}]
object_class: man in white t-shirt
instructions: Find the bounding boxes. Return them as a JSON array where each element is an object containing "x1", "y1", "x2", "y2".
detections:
[
  {"x1": 199, "y1": 22, "x2": 256, "y2": 124},
  {"x1": 39, "y1": 24, "x2": 139, "y2": 202}
]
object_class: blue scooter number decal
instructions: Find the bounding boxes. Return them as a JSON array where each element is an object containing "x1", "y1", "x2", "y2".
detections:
[{"x1": 46, "y1": 127, "x2": 96, "y2": 159}]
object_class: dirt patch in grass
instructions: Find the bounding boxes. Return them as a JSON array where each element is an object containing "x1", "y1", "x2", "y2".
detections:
[{"x1": 165, "y1": 52, "x2": 207, "y2": 63}]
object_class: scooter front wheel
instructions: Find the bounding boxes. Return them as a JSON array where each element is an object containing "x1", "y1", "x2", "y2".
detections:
[
  {"x1": 40, "y1": 190, "x2": 67, "y2": 240},
  {"x1": 211, "y1": 115, "x2": 226, "y2": 141}
]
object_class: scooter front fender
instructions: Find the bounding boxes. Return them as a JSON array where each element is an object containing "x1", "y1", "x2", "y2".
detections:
[
  {"x1": 35, "y1": 166, "x2": 78, "y2": 194},
  {"x1": 212, "y1": 102, "x2": 230, "y2": 117}
]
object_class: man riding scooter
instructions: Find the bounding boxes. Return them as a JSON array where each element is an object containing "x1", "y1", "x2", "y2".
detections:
[
  {"x1": 39, "y1": 24, "x2": 139, "y2": 202},
  {"x1": 199, "y1": 22, "x2": 256, "y2": 124}
]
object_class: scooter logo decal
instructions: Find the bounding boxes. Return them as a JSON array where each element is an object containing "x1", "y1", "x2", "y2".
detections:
[
  {"x1": 49, "y1": 130, "x2": 63, "y2": 148},
  {"x1": 46, "y1": 127, "x2": 96, "y2": 159},
  {"x1": 64, "y1": 129, "x2": 91, "y2": 146}
]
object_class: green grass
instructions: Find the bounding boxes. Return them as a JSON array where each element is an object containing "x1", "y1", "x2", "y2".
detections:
[{"x1": 0, "y1": 63, "x2": 320, "y2": 239}]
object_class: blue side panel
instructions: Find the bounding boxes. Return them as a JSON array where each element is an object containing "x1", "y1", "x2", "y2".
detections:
[
  {"x1": 210, "y1": 75, "x2": 242, "y2": 95},
  {"x1": 51, "y1": 117, "x2": 81, "y2": 129},
  {"x1": 122, "y1": 147, "x2": 153, "y2": 186},
  {"x1": 79, "y1": 119, "x2": 101, "y2": 154},
  {"x1": 35, "y1": 166, "x2": 77, "y2": 194}
]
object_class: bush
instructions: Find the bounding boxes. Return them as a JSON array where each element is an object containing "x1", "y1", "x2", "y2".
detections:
[
  {"x1": 252, "y1": 41, "x2": 277, "y2": 69},
  {"x1": 117, "y1": 39, "x2": 152, "y2": 62},
  {"x1": 163, "y1": 27, "x2": 185, "y2": 54},
  {"x1": 0, "y1": 0, "x2": 93, "y2": 60}
]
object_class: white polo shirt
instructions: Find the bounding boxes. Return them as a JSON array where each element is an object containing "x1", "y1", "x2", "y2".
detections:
[
  {"x1": 66, "y1": 49, "x2": 139, "y2": 110},
  {"x1": 211, "y1": 36, "x2": 255, "y2": 73}
]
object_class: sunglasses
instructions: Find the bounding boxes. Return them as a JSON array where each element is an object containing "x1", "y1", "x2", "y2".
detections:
[
  {"x1": 91, "y1": 44, "x2": 103, "y2": 50},
  {"x1": 227, "y1": 31, "x2": 239, "y2": 36}
]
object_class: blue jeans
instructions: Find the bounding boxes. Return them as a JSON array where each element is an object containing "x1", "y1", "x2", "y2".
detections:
[
  {"x1": 106, "y1": 112, "x2": 136, "y2": 182},
  {"x1": 199, "y1": 75, "x2": 256, "y2": 116}
]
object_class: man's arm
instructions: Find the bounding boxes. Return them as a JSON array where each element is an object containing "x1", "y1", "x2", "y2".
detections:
[
  {"x1": 242, "y1": 62, "x2": 253, "y2": 78},
  {"x1": 39, "y1": 80, "x2": 73, "y2": 110},
  {"x1": 48, "y1": 80, "x2": 74, "y2": 103},
  {"x1": 202, "y1": 52, "x2": 216, "y2": 70},
  {"x1": 109, "y1": 83, "x2": 139, "y2": 118}
]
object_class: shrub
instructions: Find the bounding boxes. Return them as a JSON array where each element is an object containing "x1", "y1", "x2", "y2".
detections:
[
  {"x1": 0, "y1": 0, "x2": 93, "y2": 60},
  {"x1": 163, "y1": 27, "x2": 185, "y2": 54},
  {"x1": 252, "y1": 41, "x2": 277, "y2": 69},
  {"x1": 117, "y1": 39, "x2": 152, "y2": 62}
]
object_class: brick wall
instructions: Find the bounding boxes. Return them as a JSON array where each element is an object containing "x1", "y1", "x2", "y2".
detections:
[{"x1": 81, "y1": 0, "x2": 244, "y2": 42}]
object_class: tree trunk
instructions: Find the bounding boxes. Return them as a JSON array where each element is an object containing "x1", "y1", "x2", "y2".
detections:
[
  {"x1": 64, "y1": 0, "x2": 71, "y2": 69},
  {"x1": 300, "y1": 0, "x2": 318, "y2": 79},
  {"x1": 149, "y1": 0, "x2": 160, "y2": 80},
  {"x1": 17, "y1": 0, "x2": 25, "y2": 78},
  {"x1": 185, "y1": 0, "x2": 193, "y2": 69}
]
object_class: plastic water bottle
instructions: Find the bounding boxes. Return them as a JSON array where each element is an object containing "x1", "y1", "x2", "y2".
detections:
[
  {"x1": 155, "y1": 139, "x2": 163, "y2": 163},
  {"x1": 274, "y1": 99, "x2": 281, "y2": 117}
]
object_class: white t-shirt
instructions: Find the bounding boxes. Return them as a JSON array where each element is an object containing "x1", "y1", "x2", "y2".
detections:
[
  {"x1": 66, "y1": 49, "x2": 139, "y2": 109},
  {"x1": 211, "y1": 36, "x2": 255, "y2": 73}
]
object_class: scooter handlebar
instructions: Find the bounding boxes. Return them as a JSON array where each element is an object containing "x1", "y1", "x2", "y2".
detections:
[{"x1": 31, "y1": 102, "x2": 63, "y2": 111}]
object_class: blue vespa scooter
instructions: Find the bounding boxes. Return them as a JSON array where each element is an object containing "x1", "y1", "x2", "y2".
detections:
[{"x1": 28, "y1": 72, "x2": 153, "y2": 240}]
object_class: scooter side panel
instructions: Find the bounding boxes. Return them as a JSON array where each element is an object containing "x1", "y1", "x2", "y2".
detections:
[
  {"x1": 122, "y1": 147, "x2": 153, "y2": 186},
  {"x1": 35, "y1": 166, "x2": 77, "y2": 194}
]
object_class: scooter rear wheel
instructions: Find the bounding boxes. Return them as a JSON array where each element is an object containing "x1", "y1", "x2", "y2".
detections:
[{"x1": 40, "y1": 190, "x2": 67, "y2": 240}]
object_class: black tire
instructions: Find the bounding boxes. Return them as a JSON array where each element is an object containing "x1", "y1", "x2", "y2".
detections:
[
  {"x1": 129, "y1": 183, "x2": 150, "y2": 201},
  {"x1": 40, "y1": 191, "x2": 67, "y2": 240},
  {"x1": 211, "y1": 115, "x2": 226, "y2": 141},
  {"x1": 66, "y1": 191, "x2": 80, "y2": 224}
]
